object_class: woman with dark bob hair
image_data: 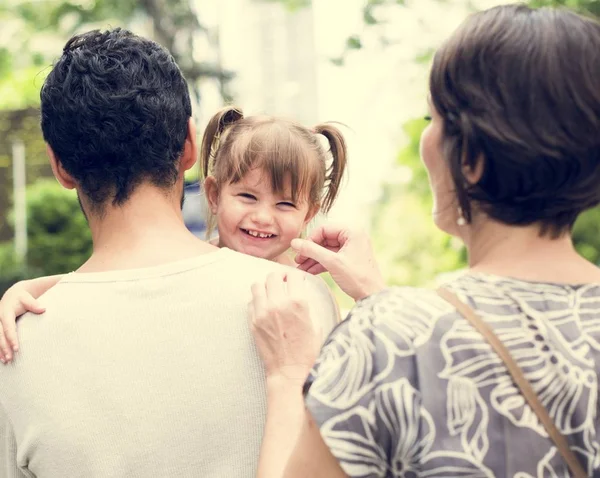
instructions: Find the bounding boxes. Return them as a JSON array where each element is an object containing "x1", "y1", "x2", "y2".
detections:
[{"x1": 249, "y1": 4, "x2": 600, "y2": 478}]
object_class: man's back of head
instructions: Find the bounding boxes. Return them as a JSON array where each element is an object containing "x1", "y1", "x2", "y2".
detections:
[
  {"x1": 40, "y1": 28, "x2": 192, "y2": 213},
  {"x1": 40, "y1": 28, "x2": 207, "y2": 274}
]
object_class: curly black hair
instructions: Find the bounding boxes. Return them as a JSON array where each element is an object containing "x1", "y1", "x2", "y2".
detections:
[{"x1": 40, "y1": 28, "x2": 192, "y2": 211}]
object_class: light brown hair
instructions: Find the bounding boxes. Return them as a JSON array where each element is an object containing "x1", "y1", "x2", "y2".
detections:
[{"x1": 200, "y1": 106, "x2": 347, "y2": 235}]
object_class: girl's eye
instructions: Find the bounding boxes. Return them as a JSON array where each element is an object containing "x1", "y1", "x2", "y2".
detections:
[
  {"x1": 278, "y1": 201, "x2": 296, "y2": 208},
  {"x1": 238, "y1": 193, "x2": 256, "y2": 200},
  {"x1": 424, "y1": 115, "x2": 432, "y2": 122}
]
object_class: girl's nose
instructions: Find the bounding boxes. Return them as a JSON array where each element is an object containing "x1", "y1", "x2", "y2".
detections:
[{"x1": 251, "y1": 206, "x2": 273, "y2": 226}]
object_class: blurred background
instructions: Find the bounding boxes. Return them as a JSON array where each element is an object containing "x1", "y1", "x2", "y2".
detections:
[{"x1": 1, "y1": 0, "x2": 600, "y2": 308}]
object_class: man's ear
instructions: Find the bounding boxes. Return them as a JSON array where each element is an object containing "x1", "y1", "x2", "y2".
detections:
[
  {"x1": 47, "y1": 144, "x2": 76, "y2": 190},
  {"x1": 203, "y1": 176, "x2": 219, "y2": 214},
  {"x1": 180, "y1": 118, "x2": 198, "y2": 173}
]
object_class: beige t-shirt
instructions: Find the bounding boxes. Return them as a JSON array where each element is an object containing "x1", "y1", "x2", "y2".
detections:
[{"x1": 0, "y1": 248, "x2": 338, "y2": 478}]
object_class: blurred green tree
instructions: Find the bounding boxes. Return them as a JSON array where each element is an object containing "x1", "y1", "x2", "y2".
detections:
[
  {"x1": 372, "y1": 118, "x2": 466, "y2": 287},
  {"x1": 0, "y1": 179, "x2": 92, "y2": 295},
  {"x1": 271, "y1": 0, "x2": 600, "y2": 65},
  {"x1": 0, "y1": 0, "x2": 233, "y2": 110},
  {"x1": 268, "y1": 0, "x2": 414, "y2": 65},
  {"x1": 262, "y1": 0, "x2": 312, "y2": 10},
  {"x1": 0, "y1": 242, "x2": 35, "y2": 296},
  {"x1": 529, "y1": 0, "x2": 600, "y2": 15},
  {"x1": 25, "y1": 180, "x2": 92, "y2": 275}
]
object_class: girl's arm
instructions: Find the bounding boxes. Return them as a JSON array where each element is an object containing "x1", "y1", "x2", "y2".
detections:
[
  {"x1": 13, "y1": 275, "x2": 64, "y2": 299},
  {"x1": 0, "y1": 275, "x2": 64, "y2": 363}
]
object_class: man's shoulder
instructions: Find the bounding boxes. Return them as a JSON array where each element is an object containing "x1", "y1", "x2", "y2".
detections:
[
  {"x1": 214, "y1": 249, "x2": 304, "y2": 282},
  {"x1": 220, "y1": 249, "x2": 288, "y2": 271},
  {"x1": 216, "y1": 250, "x2": 337, "y2": 309},
  {"x1": 220, "y1": 251, "x2": 330, "y2": 290}
]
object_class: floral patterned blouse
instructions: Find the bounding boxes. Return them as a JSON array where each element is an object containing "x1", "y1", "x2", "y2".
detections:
[{"x1": 304, "y1": 273, "x2": 600, "y2": 477}]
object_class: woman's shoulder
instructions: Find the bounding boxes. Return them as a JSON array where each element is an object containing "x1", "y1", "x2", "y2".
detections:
[
  {"x1": 324, "y1": 286, "x2": 456, "y2": 355},
  {"x1": 356, "y1": 286, "x2": 450, "y2": 321},
  {"x1": 342, "y1": 271, "x2": 600, "y2": 329},
  {"x1": 350, "y1": 280, "x2": 465, "y2": 326},
  {"x1": 332, "y1": 271, "x2": 600, "y2": 343},
  {"x1": 369, "y1": 271, "x2": 600, "y2": 304}
]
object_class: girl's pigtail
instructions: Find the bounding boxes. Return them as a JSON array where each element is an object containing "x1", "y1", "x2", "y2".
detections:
[
  {"x1": 314, "y1": 123, "x2": 348, "y2": 213},
  {"x1": 200, "y1": 106, "x2": 244, "y2": 179}
]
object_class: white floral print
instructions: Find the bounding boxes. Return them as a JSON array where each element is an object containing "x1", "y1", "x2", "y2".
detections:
[{"x1": 305, "y1": 274, "x2": 600, "y2": 477}]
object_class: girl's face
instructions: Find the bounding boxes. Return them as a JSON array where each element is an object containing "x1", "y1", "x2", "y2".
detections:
[
  {"x1": 205, "y1": 168, "x2": 316, "y2": 261},
  {"x1": 420, "y1": 98, "x2": 461, "y2": 236}
]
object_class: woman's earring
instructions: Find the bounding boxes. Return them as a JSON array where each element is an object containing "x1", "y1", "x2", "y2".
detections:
[{"x1": 457, "y1": 207, "x2": 467, "y2": 226}]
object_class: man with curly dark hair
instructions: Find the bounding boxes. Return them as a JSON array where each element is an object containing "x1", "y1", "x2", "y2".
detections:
[{"x1": 0, "y1": 28, "x2": 337, "y2": 477}]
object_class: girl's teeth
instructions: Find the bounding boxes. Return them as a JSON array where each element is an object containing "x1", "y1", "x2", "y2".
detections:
[{"x1": 246, "y1": 229, "x2": 272, "y2": 238}]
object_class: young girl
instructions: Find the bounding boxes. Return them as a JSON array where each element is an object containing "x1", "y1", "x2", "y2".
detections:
[
  {"x1": 0, "y1": 106, "x2": 347, "y2": 361},
  {"x1": 201, "y1": 106, "x2": 347, "y2": 266}
]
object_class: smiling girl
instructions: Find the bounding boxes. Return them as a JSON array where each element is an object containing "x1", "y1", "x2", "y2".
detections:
[{"x1": 201, "y1": 106, "x2": 347, "y2": 266}]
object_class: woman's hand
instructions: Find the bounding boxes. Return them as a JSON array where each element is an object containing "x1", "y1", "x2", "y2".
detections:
[
  {"x1": 250, "y1": 270, "x2": 327, "y2": 478},
  {"x1": 0, "y1": 284, "x2": 46, "y2": 363},
  {"x1": 291, "y1": 223, "x2": 386, "y2": 301},
  {"x1": 250, "y1": 270, "x2": 321, "y2": 384}
]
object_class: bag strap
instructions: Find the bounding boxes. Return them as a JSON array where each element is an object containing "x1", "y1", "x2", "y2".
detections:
[{"x1": 436, "y1": 287, "x2": 587, "y2": 478}]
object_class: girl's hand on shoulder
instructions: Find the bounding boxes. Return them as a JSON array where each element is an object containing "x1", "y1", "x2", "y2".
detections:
[
  {"x1": 249, "y1": 270, "x2": 321, "y2": 385},
  {"x1": 0, "y1": 285, "x2": 46, "y2": 363}
]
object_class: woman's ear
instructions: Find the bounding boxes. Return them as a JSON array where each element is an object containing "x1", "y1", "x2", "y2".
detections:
[
  {"x1": 463, "y1": 154, "x2": 485, "y2": 184},
  {"x1": 204, "y1": 176, "x2": 219, "y2": 214}
]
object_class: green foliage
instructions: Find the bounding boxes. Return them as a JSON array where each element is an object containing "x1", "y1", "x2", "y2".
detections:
[
  {"x1": 0, "y1": 243, "x2": 20, "y2": 273},
  {"x1": 0, "y1": 0, "x2": 233, "y2": 110},
  {"x1": 0, "y1": 242, "x2": 35, "y2": 296},
  {"x1": 268, "y1": 0, "x2": 600, "y2": 67},
  {"x1": 415, "y1": 49, "x2": 435, "y2": 64},
  {"x1": 25, "y1": 180, "x2": 92, "y2": 275},
  {"x1": 0, "y1": 179, "x2": 93, "y2": 292},
  {"x1": 320, "y1": 272, "x2": 356, "y2": 312},
  {"x1": 346, "y1": 35, "x2": 363, "y2": 50},
  {"x1": 363, "y1": 6, "x2": 379, "y2": 25},
  {"x1": 335, "y1": 0, "x2": 411, "y2": 66},
  {"x1": 268, "y1": 0, "x2": 411, "y2": 66},
  {"x1": 0, "y1": 108, "x2": 54, "y2": 242},
  {"x1": 371, "y1": 118, "x2": 467, "y2": 287},
  {"x1": 529, "y1": 0, "x2": 600, "y2": 16},
  {"x1": 572, "y1": 207, "x2": 600, "y2": 264},
  {"x1": 0, "y1": 66, "x2": 46, "y2": 110},
  {"x1": 396, "y1": 118, "x2": 432, "y2": 200},
  {"x1": 260, "y1": 0, "x2": 312, "y2": 11},
  {"x1": 373, "y1": 190, "x2": 466, "y2": 287},
  {"x1": 9, "y1": 0, "x2": 139, "y2": 31}
]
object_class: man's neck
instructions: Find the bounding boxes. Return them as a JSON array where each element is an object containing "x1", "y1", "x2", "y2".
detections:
[{"x1": 78, "y1": 186, "x2": 216, "y2": 273}]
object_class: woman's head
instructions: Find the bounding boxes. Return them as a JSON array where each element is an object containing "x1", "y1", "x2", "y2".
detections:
[
  {"x1": 200, "y1": 106, "x2": 347, "y2": 260},
  {"x1": 423, "y1": 4, "x2": 600, "y2": 238}
]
